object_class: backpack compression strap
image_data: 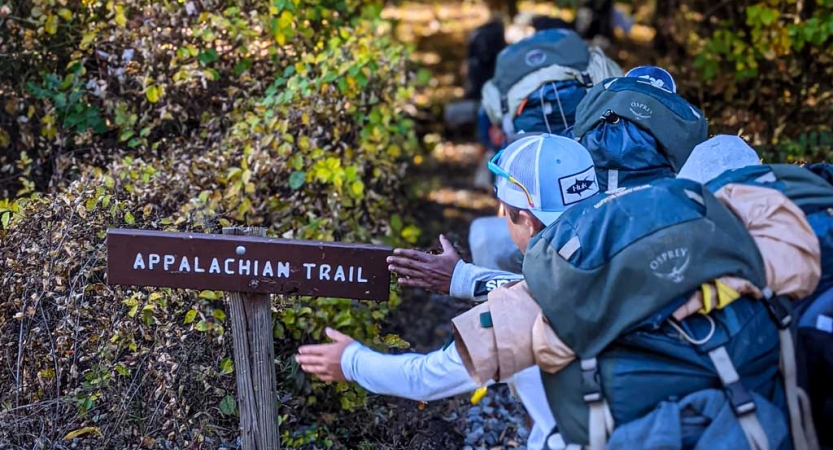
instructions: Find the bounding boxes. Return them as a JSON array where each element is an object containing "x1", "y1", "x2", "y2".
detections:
[
  {"x1": 759, "y1": 289, "x2": 819, "y2": 450},
  {"x1": 581, "y1": 358, "x2": 614, "y2": 450},
  {"x1": 707, "y1": 346, "x2": 770, "y2": 450}
]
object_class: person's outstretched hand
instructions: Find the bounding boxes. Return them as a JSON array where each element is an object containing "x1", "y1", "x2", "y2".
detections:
[
  {"x1": 296, "y1": 328, "x2": 355, "y2": 382},
  {"x1": 387, "y1": 234, "x2": 462, "y2": 294}
]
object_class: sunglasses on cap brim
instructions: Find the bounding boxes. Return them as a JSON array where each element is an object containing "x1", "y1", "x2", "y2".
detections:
[{"x1": 488, "y1": 150, "x2": 535, "y2": 208}]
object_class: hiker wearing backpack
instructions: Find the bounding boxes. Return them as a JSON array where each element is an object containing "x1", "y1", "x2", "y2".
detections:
[
  {"x1": 393, "y1": 67, "x2": 701, "y2": 302},
  {"x1": 453, "y1": 168, "x2": 822, "y2": 450},
  {"x1": 296, "y1": 134, "x2": 606, "y2": 450},
  {"x1": 677, "y1": 134, "x2": 833, "y2": 449},
  {"x1": 468, "y1": 29, "x2": 621, "y2": 277}
]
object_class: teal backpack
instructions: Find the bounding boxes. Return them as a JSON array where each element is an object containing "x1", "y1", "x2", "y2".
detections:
[
  {"x1": 572, "y1": 77, "x2": 708, "y2": 192},
  {"x1": 707, "y1": 163, "x2": 833, "y2": 449},
  {"x1": 522, "y1": 178, "x2": 817, "y2": 450}
]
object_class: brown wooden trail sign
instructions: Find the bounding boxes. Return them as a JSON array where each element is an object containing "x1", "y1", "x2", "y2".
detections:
[
  {"x1": 107, "y1": 228, "x2": 391, "y2": 301},
  {"x1": 106, "y1": 227, "x2": 393, "y2": 450}
]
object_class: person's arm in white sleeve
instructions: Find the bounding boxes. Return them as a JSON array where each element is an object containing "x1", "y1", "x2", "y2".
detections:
[
  {"x1": 449, "y1": 259, "x2": 524, "y2": 301},
  {"x1": 340, "y1": 340, "x2": 492, "y2": 402}
]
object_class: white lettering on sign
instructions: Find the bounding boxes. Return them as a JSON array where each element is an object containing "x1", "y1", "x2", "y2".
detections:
[
  {"x1": 239, "y1": 259, "x2": 251, "y2": 276},
  {"x1": 320, "y1": 264, "x2": 331, "y2": 280},
  {"x1": 277, "y1": 262, "x2": 290, "y2": 278},
  {"x1": 128, "y1": 252, "x2": 373, "y2": 284},
  {"x1": 304, "y1": 263, "x2": 316, "y2": 279}
]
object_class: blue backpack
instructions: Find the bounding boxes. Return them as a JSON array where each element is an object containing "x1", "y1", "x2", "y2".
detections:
[
  {"x1": 708, "y1": 163, "x2": 833, "y2": 448},
  {"x1": 512, "y1": 80, "x2": 587, "y2": 137},
  {"x1": 522, "y1": 178, "x2": 816, "y2": 450},
  {"x1": 573, "y1": 77, "x2": 709, "y2": 192}
]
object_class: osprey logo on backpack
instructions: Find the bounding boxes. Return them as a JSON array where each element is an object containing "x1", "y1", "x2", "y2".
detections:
[
  {"x1": 524, "y1": 49, "x2": 548, "y2": 67},
  {"x1": 628, "y1": 102, "x2": 653, "y2": 120},
  {"x1": 649, "y1": 247, "x2": 690, "y2": 283}
]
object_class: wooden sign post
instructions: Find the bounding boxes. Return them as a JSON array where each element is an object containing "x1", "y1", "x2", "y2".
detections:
[{"x1": 106, "y1": 227, "x2": 392, "y2": 450}]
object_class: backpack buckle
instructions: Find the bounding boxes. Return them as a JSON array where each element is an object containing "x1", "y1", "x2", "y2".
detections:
[
  {"x1": 724, "y1": 380, "x2": 757, "y2": 416},
  {"x1": 760, "y1": 288, "x2": 792, "y2": 329},
  {"x1": 580, "y1": 358, "x2": 602, "y2": 403}
]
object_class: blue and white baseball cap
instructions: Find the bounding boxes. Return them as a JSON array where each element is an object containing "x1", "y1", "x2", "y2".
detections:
[
  {"x1": 489, "y1": 134, "x2": 600, "y2": 226},
  {"x1": 625, "y1": 65, "x2": 677, "y2": 93}
]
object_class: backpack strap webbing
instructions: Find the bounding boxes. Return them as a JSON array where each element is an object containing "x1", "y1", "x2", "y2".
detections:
[
  {"x1": 581, "y1": 358, "x2": 614, "y2": 450},
  {"x1": 760, "y1": 290, "x2": 819, "y2": 450},
  {"x1": 708, "y1": 346, "x2": 770, "y2": 450}
]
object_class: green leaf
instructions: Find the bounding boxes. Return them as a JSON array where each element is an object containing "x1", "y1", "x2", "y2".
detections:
[
  {"x1": 219, "y1": 357, "x2": 234, "y2": 375},
  {"x1": 219, "y1": 395, "x2": 237, "y2": 416},
  {"x1": 390, "y1": 214, "x2": 402, "y2": 232},
  {"x1": 194, "y1": 320, "x2": 209, "y2": 332},
  {"x1": 119, "y1": 130, "x2": 135, "y2": 142},
  {"x1": 198, "y1": 290, "x2": 222, "y2": 300},
  {"x1": 198, "y1": 49, "x2": 219, "y2": 65},
  {"x1": 115, "y1": 364, "x2": 130, "y2": 376},
  {"x1": 212, "y1": 309, "x2": 226, "y2": 321},
  {"x1": 416, "y1": 68, "x2": 432, "y2": 86},
  {"x1": 127, "y1": 138, "x2": 141, "y2": 148},
  {"x1": 184, "y1": 309, "x2": 197, "y2": 324},
  {"x1": 2, "y1": 212, "x2": 11, "y2": 229},
  {"x1": 289, "y1": 171, "x2": 306, "y2": 190},
  {"x1": 234, "y1": 58, "x2": 253, "y2": 76},
  {"x1": 124, "y1": 211, "x2": 135, "y2": 225}
]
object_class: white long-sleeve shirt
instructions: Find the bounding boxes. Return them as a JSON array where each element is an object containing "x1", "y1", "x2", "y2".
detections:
[{"x1": 340, "y1": 341, "x2": 556, "y2": 449}]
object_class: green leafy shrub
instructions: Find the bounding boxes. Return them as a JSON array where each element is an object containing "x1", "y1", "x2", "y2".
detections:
[
  {"x1": 657, "y1": 0, "x2": 833, "y2": 162},
  {"x1": 0, "y1": 0, "x2": 421, "y2": 447}
]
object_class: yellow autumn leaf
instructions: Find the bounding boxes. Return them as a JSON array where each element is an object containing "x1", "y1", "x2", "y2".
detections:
[
  {"x1": 0, "y1": 128, "x2": 10, "y2": 149},
  {"x1": 350, "y1": 180, "x2": 364, "y2": 197},
  {"x1": 64, "y1": 427, "x2": 103, "y2": 440},
  {"x1": 115, "y1": 5, "x2": 127, "y2": 27},
  {"x1": 57, "y1": 8, "x2": 73, "y2": 21},
  {"x1": 146, "y1": 85, "x2": 160, "y2": 103},
  {"x1": 4, "y1": 99, "x2": 16, "y2": 115},
  {"x1": 45, "y1": 14, "x2": 58, "y2": 35}
]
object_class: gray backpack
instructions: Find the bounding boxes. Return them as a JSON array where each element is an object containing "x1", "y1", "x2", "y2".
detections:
[{"x1": 481, "y1": 29, "x2": 621, "y2": 135}]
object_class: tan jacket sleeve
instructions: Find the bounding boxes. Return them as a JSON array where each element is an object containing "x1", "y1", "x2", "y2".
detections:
[
  {"x1": 452, "y1": 281, "x2": 575, "y2": 385},
  {"x1": 714, "y1": 183, "x2": 821, "y2": 300}
]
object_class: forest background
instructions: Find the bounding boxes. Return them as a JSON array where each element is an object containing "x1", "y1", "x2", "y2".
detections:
[{"x1": 0, "y1": 0, "x2": 831, "y2": 448}]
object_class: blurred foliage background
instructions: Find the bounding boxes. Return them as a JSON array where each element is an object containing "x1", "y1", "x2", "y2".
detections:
[{"x1": 0, "y1": 0, "x2": 831, "y2": 448}]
